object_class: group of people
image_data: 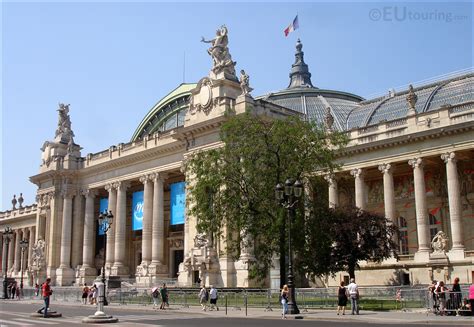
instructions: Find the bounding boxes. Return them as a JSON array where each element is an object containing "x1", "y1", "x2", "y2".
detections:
[
  {"x1": 81, "y1": 283, "x2": 99, "y2": 305},
  {"x1": 429, "y1": 278, "x2": 474, "y2": 316},
  {"x1": 199, "y1": 285, "x2": 219, "y2": 311},
  {"x1": 151, "y1": 283, "x2": 169, "y2": 310},
  {"x1": 336, "y1": 279, "x2": 360, "y2": 316},
  {"x1": 6, "y1": 281, "x2": 20, "y2": 299}
]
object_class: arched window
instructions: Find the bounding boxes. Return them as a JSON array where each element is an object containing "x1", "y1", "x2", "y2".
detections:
[{"x1": 398, "y1": 216, "x2": 408, "y2": 255}]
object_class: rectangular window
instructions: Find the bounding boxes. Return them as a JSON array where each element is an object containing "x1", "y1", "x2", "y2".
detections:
[{"x1": 132, "y1": 191, "x2": 144, "y2": 231}]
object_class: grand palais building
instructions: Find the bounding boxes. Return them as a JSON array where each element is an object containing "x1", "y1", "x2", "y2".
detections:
[{"x1": 1, "y1": 30, "x2": 473, "y2": 289}]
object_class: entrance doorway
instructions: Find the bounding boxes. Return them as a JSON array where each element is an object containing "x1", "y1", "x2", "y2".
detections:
[{"x1": 173, "y1": 250, "x2": 184, "y2": 278}]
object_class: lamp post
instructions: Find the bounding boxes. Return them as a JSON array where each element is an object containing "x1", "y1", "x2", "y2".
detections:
[
  {"x1": 98, "y1": 210, "x2": 113, "y2": 306},
  {"x1": 2, "y1": 227, "x2": 14, "y2": 299},
  {"x1": 275, "y1": 179, "x2": 303, "y2": 315},
  {"x1": 19, "y1": 238, "x2": 29, "y2": 295}
]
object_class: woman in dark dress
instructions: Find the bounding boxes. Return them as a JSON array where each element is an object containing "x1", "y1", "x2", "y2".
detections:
[{"x1": 337, "y1": 281, "x2": 348, "y2": 315}]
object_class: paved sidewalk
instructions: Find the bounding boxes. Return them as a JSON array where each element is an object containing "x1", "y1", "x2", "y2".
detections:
[{"x1": 4, "y1": 299, "x2": 473, "y2": 325}]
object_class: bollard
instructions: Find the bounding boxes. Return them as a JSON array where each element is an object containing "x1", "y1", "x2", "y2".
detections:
[
  {"x1": 225, "y1": 294, "x2": 228, "y2": 315},
  {"x1": 245, "y1": 292, "x2": 248, "y2": 316}
]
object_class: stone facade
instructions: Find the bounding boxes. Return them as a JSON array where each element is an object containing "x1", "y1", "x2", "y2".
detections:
[{"x1": 1, "y1": 31, "x2": 473, "y2": 288}]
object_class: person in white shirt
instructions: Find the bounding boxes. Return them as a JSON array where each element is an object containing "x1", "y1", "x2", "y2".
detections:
[
  {"x1": 347, "y1": 278, "x2": 359, "y2": 315},
  {"x1": 209, "y1": 285, "x2": 219, "y2": 311}
]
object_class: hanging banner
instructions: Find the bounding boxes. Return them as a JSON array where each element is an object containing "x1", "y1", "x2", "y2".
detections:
[
  {"x1": 98, "y1": 198, "x2": 108, "y2": 235},
  {"x1": 132, "y1": 191, "x2": 144, "y2": 231},
  {"x1": 170, "y1": 181, "x2": 186, "y2": 225}
]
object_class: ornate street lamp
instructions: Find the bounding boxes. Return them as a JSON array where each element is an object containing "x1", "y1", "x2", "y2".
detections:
[
  {"x1": 275, "y1": 179, "x2": 303, "y2": 315},
  {"x1": 2, "y1": 227, "x2": 14, "y2": 299},
  {"x1": 19, "y1": 238, "x2": 29, "y2": 294},
  {"x1": 97, "y1": 210, "x2": 113, "y2": 306}
]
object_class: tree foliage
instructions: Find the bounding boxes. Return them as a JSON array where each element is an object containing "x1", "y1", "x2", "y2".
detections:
[
  {"x1": 299, "y1": 199, "x2": 399, "y2": 279},
  {"x1": 186, "y1": 113, "x2": 347, "y2": 282}
]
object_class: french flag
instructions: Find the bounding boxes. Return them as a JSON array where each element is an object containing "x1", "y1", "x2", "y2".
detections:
[{"x1": 284, "y1": 15, "x2": 299, "y2": 37}]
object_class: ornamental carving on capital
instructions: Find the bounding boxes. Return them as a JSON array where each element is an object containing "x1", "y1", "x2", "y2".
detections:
[
  {"x1": 60, "y1": 189, "x2": 76, "y2": 199},
  {"x1": 350, "y1": 168, "x2": 363, "y2": 179},
  {"x1": 115, "y1": 181, "x2": 131, "y2": 190},
  {"x1": 324, "y1": 173, "x2": 336, "y2": 185},
  {"x1": 378, "y1": 163, "x2": 392, "y2": 174},
  {"x1": 104, "y1": 183, "x2": 115, "y2": 192},
  {"x1": 139, "y1": 174, "x2": 152, "y2": 184},
  {"x1": 81, "y1": 188, "x2": 98, "y2": 198},
  {"x1": 441, "y1": 152, "x2": 456, "y2": 164},
  {"x1": 408, "y1": 158, "x2": 423, "y2": 169}
]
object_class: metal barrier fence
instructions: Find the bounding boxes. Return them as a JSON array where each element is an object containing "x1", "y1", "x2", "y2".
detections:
[
  {"x1": 400, "y1": 288, "x2": 471, "y2": 316},
  {"x1": 6, "y1": 284, "x2": 472, "y2": 316}
]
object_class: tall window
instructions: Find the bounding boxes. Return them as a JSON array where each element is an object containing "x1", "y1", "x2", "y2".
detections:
[
  {"x1": 429, "y1": 214, "x2": 439, "y2": 241},
  {"x1": 398, "y1": 216, "x2": 409, "y2": 255}
]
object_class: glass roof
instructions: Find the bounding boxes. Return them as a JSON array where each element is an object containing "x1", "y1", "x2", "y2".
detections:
[{"x1": 425, "y1": 76, "x2": 473, "y2": 112}]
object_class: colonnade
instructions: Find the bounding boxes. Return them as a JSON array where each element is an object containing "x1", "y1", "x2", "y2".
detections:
[
  {"x1": 0, "y1": 226, "x2": 36, "y2": 280},
  {"x1": 327, "y1": 151, "x2": 464, "y2": 258}
]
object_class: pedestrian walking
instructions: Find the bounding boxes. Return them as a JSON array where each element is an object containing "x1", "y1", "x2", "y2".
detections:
[
  {"x1": 347, "y1": 278, "x2": 359, "y2": 315},
  {"x1": 336, "y1": 281, "x2": 348, "y2": 315},
  {"x1": 209, "y1": 285, "x2": 219, "y2": 311},
  {"x1": 429, "y1": 280, "x2": 439, "y2": 314},
  {"x1": 15, "y1": 285, "x2": 20, "y2": 300},
  {"x1": 151, "y1": 287, "x2": 160, "y2": 309},
  {"x1": 160, "y1": 283, "x2": 169, "y2": 310},
  {"x1": 11, "y1": 282, "x2": 16, "y2": 299},
  {"x1": 280, "y1": 284, "x2": 289, "y2": 319},
  {"x1": 81, "y1": 284, "x2": 89, "y2": 304},
  {"x1": 7, "y1": 283, "x2": 13, "y2": 299},
  {"x1": 36, "y1": 277, "x2": 53, "y2": 318},
  {"x1": 468, "y1": 282, "x2": 474, "y2": 316},
  {"x1": 34, "y1": 283, "x2": 40, "y2": 297},
  {"x1": 199, "y1": 285, "x2": 208, "y2": 311},
  {"x1": 91, "y1": 283, "x2": 98, "y2": 305},
  {"x1": 436, "y1": 281, "x2": 448, "y2": 315},
  {"x1": 451, "y1": 277, "x2": 462, "y2": 312}
]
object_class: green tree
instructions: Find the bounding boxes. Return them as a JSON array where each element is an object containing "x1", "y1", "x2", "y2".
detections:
[
  {"x1": 186, "y1": 113, "x2": 347, "y2": 284},
  {"x1": 299, "y1": 199, "x2": 399, "y2": 280}
]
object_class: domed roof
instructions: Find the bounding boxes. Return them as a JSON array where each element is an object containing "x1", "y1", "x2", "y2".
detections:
[
  {"x1": 260, "y1": 39, "x2": 473, "y2": 131},
  {"x1": 131, "y1": 83, "x2": 196, "y2": 141},
  {"x1": 259, "y1": 39, "x2": 364, "y2": 131}
]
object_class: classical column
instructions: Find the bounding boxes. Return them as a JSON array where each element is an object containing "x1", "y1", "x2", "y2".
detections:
[
  {"x1": 1, "y1": 234, "x2": 7, "y2": 276},
  {"x1": 14, "y1": 229, "x2": 22, "y2": 273},
  {"x1": 113, "y1": 181, "x2": 129, "y2": 275},
  {"x1": 0, "y1": 233, "x2": 3, "y2": 275},
  {"x1": 378, "y1": 163, "x2": 396, "y2": 223},
  {"x1": 35, "y1": 194, "x2": 46, "y2": 241},
  {"x1": 81, "y1": 189, "x2": 97, "y2": 270},
  {"x1": 324, "y1": 174, "x2": 338, "y2": 208},
  {"x1": 71, "y1": 192, "x2": 85, "y2": 269},
  {"x1": 58, "y1": 192, "x2": 74, "y2": 268},
  {"x1": 28, "y1": 226, "x2": 35, "y2": 270},
  {"x1": 151, "y1": 173, "x2": 165, "y2": 269},
  {"x1": 441, "y1": 152, "x2": 464, "y2": 251},
  {"x1": 105, "y1": 183, "x2": 117, "y2": 269},
  {"x1": 8, "y1": 231, "x2": 15, "y2": 274},
  {"x1": 408, "y1": 158, "x2": 430, "y2": 256},
  {"x1": 140, "y1": 175, "x2": 153, "y2": 266},
  {"x1": 350, "y1": 168, "x2": 366, "y2": 210}
]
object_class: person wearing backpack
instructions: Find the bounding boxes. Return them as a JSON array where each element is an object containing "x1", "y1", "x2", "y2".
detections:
[{"x1": 199, "y1": 285, "x2": 208, "y2": 311}]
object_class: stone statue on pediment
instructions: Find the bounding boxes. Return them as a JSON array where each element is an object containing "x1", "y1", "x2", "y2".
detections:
[
  {"x1": 194, "y1": 232, "x2": 210, "y2": 248},
  {"x1": 55, "y1": 103, "x2": 75, "y2": 143},
  {"x1": 201, "y1": 25, "x2": 236, "y2": 78},
  {"x1": 239, "y1": 70, "x2": 253, "y2": 95},
  {"x1": 431, "y1": 231, "x2": 448, "y2": 254}
]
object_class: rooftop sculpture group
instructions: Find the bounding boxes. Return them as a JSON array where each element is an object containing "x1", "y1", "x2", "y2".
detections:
[{"x1": 201, "y1": 25, "x2": 236, "y2": 78}]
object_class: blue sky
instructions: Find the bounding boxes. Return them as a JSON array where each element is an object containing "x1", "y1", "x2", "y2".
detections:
[{"x1": 1, "y1": 1, "x2": 472, "y2": 210}]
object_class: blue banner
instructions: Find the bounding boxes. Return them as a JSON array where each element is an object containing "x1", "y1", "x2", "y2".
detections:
[
  {"x1": 170, "y1": 181, "x2": 186, "y2": 225},
  {"x1": 98, "y1": 198, "x2": 108, "y2": 235},
  {"x1": 132, "y1": 191, "x2": 144, "y2": 231}
]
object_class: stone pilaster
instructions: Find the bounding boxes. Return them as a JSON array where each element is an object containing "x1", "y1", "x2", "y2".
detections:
[
  {"x1": 28, "y1": 226, "x2": 35, "y2": 285},
  {"x1": 71, "y1": 191, "x2": 85, "y2": 269},
  {"x1": 324, "y1": 174, "x2": 338, "y2": 208},
  {"x1": 1, "y1": 234, "x2": 7, "y2": 276},
  {"x1": 441, "y1": 152, "x2": 464, "y2": 258},
  {"x1": 46, "y1": 191, "x2": 62, "y2": 282},
  {"x1": 56, "y1": 191, "x2": 75, "y2": 285},
  {"x1": 79, "y1": 189, "x2": 98, "y2": 284},
  {"x1": 112, "y1": 181, "x2": 130, "y2": 276},
  {"x1": 104, "y1": 183, "x2": 117, "y2": 270},
  {"x1": 408, "y1": 158, "x2": 430, "y2": 261},
  {"x1": 139, "y1": 175, "x2": 153, "y2": 265},
  {"x1": 350, "y1": 168, "x2": 366, "y2": 210}
]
